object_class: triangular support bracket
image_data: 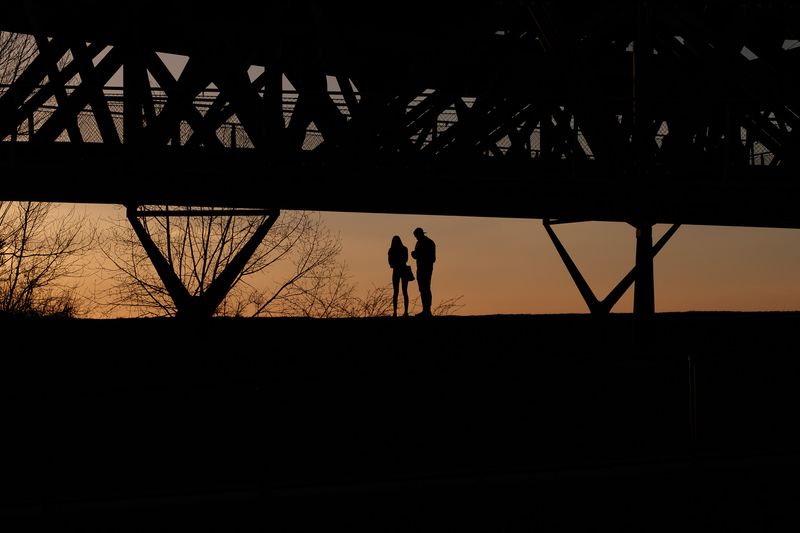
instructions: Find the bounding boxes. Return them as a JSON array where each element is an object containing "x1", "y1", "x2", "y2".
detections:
[
  {"x1": 126, "y1": 205, "x2": 280, "y2": 318},
  {"x1": 543, "y1": 219, "x2": 680, "y2": 314}
]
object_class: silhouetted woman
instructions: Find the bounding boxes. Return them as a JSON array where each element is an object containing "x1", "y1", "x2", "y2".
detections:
[{"x1": 388, "y1": 235, "x2": 411, "y2": 317}]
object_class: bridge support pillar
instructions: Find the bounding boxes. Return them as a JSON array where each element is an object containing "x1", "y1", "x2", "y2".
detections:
[
  {"x1": 544, "y1": 220, "x2": 679, "y2": 316},
  {"x1": 633, "y1": 223, "x2": 655, "y2": 318},
  {"x1": 126, "y1": 206, "x2": 280, "y2": 318}
]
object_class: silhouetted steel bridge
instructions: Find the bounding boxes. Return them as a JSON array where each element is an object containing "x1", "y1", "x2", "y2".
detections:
[{"x1": 0, "y1": 1, "x2": 799, "y2": 316}]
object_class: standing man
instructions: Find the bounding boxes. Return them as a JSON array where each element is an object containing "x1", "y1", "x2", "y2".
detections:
[{"x1": 410, "y1": 227, "x2": 436, "y2": 317}]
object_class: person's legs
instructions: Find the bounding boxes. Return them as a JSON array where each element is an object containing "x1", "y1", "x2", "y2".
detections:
[
  {"x1": 392, "y1": 270, "x2": 400, "y2": 317},
  {"x1": 422, "y1": 283, "x2": 432, "y2": 315},
  {"x1": 401, "y1": 279, "x2": 409, "y2": 316},
  {"x1": 417, "y1": 268, "x2": 432, "y2": 315}
]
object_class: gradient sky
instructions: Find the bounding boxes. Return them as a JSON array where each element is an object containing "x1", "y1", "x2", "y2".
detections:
[
  {"x1": 322, "y1": 213, "x2": 800, "y2": 315},
  {"x1": 83, "y1": 204, "x2": 800, "y2": 316}
]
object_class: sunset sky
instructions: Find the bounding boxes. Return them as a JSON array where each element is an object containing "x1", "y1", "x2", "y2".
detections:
[
  {"x1": 84, "y1": 204, "x2": 800, "y2": 316},
  {"x1": 322, "y1": 212, "x2": 800, "y2": 315}
]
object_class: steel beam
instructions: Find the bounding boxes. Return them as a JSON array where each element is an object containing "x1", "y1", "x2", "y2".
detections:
[
  {"x1": 544, "y1": 220, "x2": 680, "y2": 315},
  {"x1": 633, "y1": 224, "x2": 655, "y2": 317},
  {"x1": 126, "y1": 205, "x2": 280, "y2": 318}
]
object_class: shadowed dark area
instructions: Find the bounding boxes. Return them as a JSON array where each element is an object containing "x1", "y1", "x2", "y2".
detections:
[{"x1": 1, "y1": 312, "x2": 799, "y2": 531}]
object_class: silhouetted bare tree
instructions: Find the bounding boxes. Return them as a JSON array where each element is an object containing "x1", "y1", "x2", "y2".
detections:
[
  {"x1": 0, "y1": 202, "x2": 95, "y2": 316},
  {"x1": 0, "y1": 35, "x2": 95, "y2": 317},
  {"x1": 101, "y1": 209, "x2": 351, "y2": 317}
]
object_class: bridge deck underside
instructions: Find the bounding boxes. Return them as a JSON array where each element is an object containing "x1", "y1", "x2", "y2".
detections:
[{"x1": 0, "y1": 143, "x2": 797, "y2": 228}]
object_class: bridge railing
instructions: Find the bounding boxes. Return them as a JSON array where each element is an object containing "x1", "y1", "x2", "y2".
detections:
[
  {"x1": 0, "y1": 85, "x2": 778, "y2": 167},
  {"x1": 2, "y1": 86, "x2": 548, "y2": 156}
]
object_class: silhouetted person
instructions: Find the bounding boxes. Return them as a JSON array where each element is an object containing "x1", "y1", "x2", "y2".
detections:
[
  {"x1": 388, "y1": 235, "x2": 411, "y2": 317},
  {"x1": 411, "y1": 227, "x2": 436, "y2": 317}
]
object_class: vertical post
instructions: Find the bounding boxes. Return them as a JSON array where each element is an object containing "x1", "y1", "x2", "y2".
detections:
[
  {"x1": 633, "y1": 223, "x2": 655, "y2": 317},
  {"x1": 723, "y1": 100, "x2": 731, "y2": 179},
  {"x1": 632, "y1": 0, "x2": 654, "y2": 328},
  {"x1": 632, "y1": 0, "x2": 653, "y2": 173},
  {"x1": 123, "y1": 43, "x2": 145, "y2": 146}
]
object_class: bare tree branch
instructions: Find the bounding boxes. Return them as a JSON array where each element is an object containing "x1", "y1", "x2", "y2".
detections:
[
  {"x1": 0, "y1": 202, "x2": 96, "y2": 316},
  {"x1": 100, "y1": 209, "x2": 344, "y2": 317}
]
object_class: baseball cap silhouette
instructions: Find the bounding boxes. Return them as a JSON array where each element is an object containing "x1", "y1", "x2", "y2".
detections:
[{"x1": 413, "y1": 227, "x2": 425, "y2": 237}]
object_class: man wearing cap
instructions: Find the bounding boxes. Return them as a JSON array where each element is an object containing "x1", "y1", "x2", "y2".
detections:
[{"x1": 410, "y1": 227, "x2": 436, "y2": 317}]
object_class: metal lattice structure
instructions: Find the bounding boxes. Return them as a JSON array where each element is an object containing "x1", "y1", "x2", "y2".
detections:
[{"x1": 0, "y1": 1, "x2": 797, "y2": 227}]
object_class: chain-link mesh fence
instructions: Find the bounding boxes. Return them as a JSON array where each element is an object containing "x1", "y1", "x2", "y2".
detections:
[{"x1": 0, "y1": 87, "x2": 779, "y2": 166}]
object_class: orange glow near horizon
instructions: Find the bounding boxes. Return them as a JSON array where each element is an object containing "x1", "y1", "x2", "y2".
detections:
[
  {"x1": 324, "y1": 212, "x2": 800, "y2": 315},
  {"x1": 68, "y1": 204, "x2": 800, "y2": 317}
]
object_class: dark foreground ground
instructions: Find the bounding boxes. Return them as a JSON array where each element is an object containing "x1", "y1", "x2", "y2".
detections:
[{"x1": 1, "y1": 312, "x2": 799, "y2": 531}]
